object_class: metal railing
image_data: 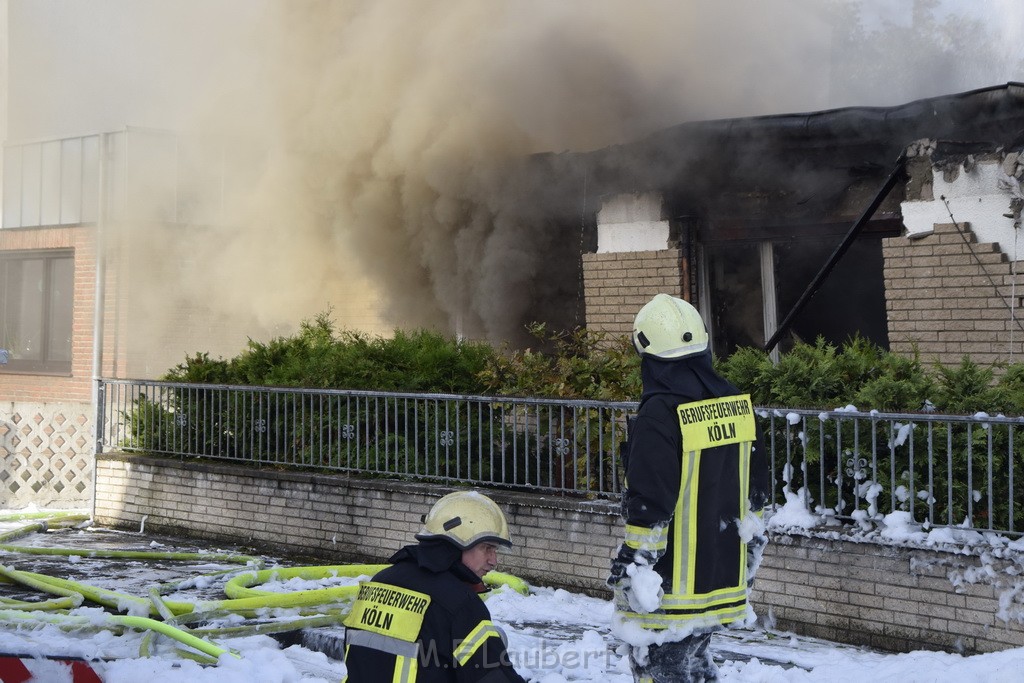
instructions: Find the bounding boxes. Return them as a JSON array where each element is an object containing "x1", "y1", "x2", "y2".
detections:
[
  {"x1": 97, "y1": 379, "x2": 631, "y2": 496},
  {"x1": 760, "y1": 407, "x2": 1024, "y2": 535},
  {"x1": 3, "y1": 128, "x2": 232, "y2": 229},
  {"x1": 97, "y1": 380, "x2": 1024, "y2": 534}
]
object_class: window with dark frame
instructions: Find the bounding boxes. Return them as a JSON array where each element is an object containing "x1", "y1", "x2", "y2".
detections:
[{"x1": 0, "y1": 250, "x2": 75, "y2": 374}]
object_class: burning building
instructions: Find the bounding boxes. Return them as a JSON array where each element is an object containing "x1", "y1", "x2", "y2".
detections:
[
  {"x1": 2, "y1": 0, "x2": 1023, "y2": 515},
  {"x1": 558, "y1": 81, "x2": 1024, "y2": 365},
  {"x1": 3, "y1": 83, "x2": 1024, "y2": 509}
]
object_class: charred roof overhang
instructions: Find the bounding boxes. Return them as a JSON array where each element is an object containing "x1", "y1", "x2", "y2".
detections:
[{"x1": 533, "y1": 81, "x2": 1024, "y2": 233}]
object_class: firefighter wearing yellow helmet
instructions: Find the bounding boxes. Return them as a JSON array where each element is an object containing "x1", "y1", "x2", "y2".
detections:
[
  {"x1": 416, "y1": 490, "x2": 513, "y2": 549},
  {"x1": 611, "y1": 293, "x2": 770, "y2": 683},
  {"x1": 631, "y1": 292, "x2": 710, "y2": 359},
  {"x1": 342, "y1": 491, "x2": 526, "y2": 683}
]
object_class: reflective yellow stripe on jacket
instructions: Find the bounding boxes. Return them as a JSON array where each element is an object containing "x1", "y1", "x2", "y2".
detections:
[
  {"x1": 453, "y1": 620, "x2": 504, "y2": 666},
  {"x1": 623, "y1": 523, "x2": 668, "y2": 554},
  {"x1": 343, "y1": 630, "x2": 420, "y2": 682}
]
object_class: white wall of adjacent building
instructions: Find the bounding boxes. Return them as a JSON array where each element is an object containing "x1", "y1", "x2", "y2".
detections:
[{"x1": 902, "y1": 157, "x2": 1024, "y2": 260}]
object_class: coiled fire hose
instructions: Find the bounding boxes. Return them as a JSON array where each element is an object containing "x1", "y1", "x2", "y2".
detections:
[{"x1": 0, "y1": 512, "x2": 529, "y2": 664}]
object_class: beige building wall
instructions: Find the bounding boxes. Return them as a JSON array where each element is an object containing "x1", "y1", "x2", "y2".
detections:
[
  {"x1": 883, "y1": 221, "x2": 1023, "y2": 366},
  {"x1": 582, "y1": 249, "x2": 687, "y2": 341}
]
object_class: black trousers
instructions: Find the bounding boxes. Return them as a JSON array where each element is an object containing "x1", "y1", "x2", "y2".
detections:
[{"x1": 629, "y1": 631, "x2": 717, "y2": 683}]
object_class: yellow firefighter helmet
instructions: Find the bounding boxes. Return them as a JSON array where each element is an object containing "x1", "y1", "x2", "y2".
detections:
[
  {"x1": 632, "y1": 293, "x2": 709, "y2": 359},
  {"x1": 416, "y1": 491, "x2": 513, "y2": 549}
]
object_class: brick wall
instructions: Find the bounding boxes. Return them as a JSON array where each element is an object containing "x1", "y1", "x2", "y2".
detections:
[
  {"x1": 582, "y1": 249, "x2": 687, "y2": 339},
  {"x1": 94, "y1": 453, "x2": 1024, "y2": 654},
  {"x1": 883, "y1": 221, "x2": 1023, "y2": 366},
  {"x1": 93, "y1": 454, "x2": 621, "y2": 594},
  {"x1": 756, "y1": 533, "x2": 1024, "y2": 654},
  {"x1": 0, "y1": 225, "x2": 99, "y2": 403},
  {"x1": 0, "y1": 224, "x2": 119, "y2": 506}
]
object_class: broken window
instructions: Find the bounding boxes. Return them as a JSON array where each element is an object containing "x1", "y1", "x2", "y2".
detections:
[
  {"x1": 772, "y1": 236, "x2": 888, "y2": 352},
  {"x1": 702, "y1": 235, "x2": 888, "y2": 358},
  {"x1": 703, "y1": 242, "x2": 764, "y2": 357}
]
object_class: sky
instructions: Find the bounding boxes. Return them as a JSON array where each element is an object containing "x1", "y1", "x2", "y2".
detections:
[
  {"x1": 2, "y1": 509, "x2": 1024, "y2": 682},
  {"x1": 2, "y1": 0, "x2": 1023, "y2": 352}
]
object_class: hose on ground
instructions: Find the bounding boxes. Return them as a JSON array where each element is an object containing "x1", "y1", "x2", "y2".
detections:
[{"x1": 0, "y1": 513, "x2": 533, "y2": 666}]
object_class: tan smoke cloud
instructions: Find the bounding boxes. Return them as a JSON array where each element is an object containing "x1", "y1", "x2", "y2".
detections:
[
  {"x1": 13, "y1": 0, "x2": 1016, "y2": 366},
  {"x1": 172, "y1": 0, "x2": 839, "y2": 346}
]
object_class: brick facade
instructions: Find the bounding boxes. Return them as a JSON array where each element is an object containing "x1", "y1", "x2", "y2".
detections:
[
  {"x1": 0, "y1": 225, "x2": 114, "y2": 506},
  {"x1": 582, "y1": 249, "x2": 688, "y2": 340},
  {"x1": 0, "y1": 225, "x2": 98, "y2": 403},
  {"x1": 883, "y1": 222, "x2": 1023, "y2": 366},
  {"x1": 95, "y1": 453, "x2": 1024, "y2": 654}
]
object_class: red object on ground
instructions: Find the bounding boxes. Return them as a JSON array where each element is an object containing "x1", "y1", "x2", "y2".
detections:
[{"x1": 0, "y1": 655, "x2": 103, "y2": 682}]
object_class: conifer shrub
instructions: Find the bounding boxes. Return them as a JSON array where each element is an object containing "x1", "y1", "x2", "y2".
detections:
[
  {"x1": 477, "y1": 323, "x2": 640, "y2": 400},
  {"x1": 154, "y1": 315, "x2": 1021, "y2": 415},
  {"x1": 164, "y1": 312, "x2": 497, "y2": 394}
]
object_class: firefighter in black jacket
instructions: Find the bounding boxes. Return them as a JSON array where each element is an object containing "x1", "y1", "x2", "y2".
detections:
[
  {"x1": 342, "y1": 491, "x2": 527, "y2": 683},
  {"x1": 609, "y1": 294, "x2": 770, "y2": 683}
]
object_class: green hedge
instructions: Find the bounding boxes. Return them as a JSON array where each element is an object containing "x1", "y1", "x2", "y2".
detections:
[
  {"x1": 163, "y1": 312, "x2": 497, "y2": 395},
  {"x1": 161, "y1": 315, "x2": 1024, "y2": 414},
  {"x1": 717, "y1": 335, "x2": 1024, "y2": 414}
]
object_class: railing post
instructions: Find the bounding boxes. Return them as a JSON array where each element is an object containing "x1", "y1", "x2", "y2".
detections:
[
  {"x1": 95, "y1": 380, "x2": 106, "y2": 456},
  {"x1": 92, "y1": 379, "x2": 107, "y2": 521}
]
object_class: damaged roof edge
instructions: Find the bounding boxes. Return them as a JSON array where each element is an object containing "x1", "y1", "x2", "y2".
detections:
[
  {"x1": 633, "y1": 81, "x2": 1024, "y2": 147},
  {"x1": 559, "y1": 82, "x2": 1024, "y2": 198},
  {"x1": 519, "y1": 83, "x2": 1024, "y2": 217}
]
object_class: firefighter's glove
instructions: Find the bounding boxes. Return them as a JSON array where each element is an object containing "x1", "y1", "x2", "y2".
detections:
[
  {"x1": 607, "y1": 544, "x2": 658, "y2": 587},
  {"x1": 746, "y1": 532, "x2": 768, "y2": 587},
  {"x1": 607, "y1": 545, "x2": 633, "y2": 587},
  {"x1": 609, "y1": 544, "x2": 664, "y2": 614}
]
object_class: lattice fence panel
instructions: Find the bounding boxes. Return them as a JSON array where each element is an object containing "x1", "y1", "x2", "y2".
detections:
[{"x1": 0, "y1": 402, "x2": 93, "y2": 507}]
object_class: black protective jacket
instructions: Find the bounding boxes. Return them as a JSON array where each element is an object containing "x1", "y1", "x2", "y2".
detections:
[
  {"x1": 616, "y1": 350, "x2": 770, "y2": 631},
  {"x1": 342, "y1": 541, "x2": 527, "y2": 683}
]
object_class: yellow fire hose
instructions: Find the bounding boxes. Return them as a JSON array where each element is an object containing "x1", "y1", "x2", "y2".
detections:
[{"x1": 0, "y1": 512, "x2": 531, "y2": 665}]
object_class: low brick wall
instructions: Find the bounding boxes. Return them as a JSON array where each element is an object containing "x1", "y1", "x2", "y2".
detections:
[
  {"x1": 94, "y1": 453, "x2": 1024, "y2": 654},
  {"x1": 93, "y1": 453, "x2": 621, "y2": 594},
  {"x1": 755, "y1": 533, "x2": 1024, "y2": 654}
]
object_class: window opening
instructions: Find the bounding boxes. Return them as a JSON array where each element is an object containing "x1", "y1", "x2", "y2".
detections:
[
  {"x1": 1, "y1": 250, "x2": 75, "y2": 374},
  {"x1": 703, "y1": 235, "x2": 888, "y2": 358}
]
